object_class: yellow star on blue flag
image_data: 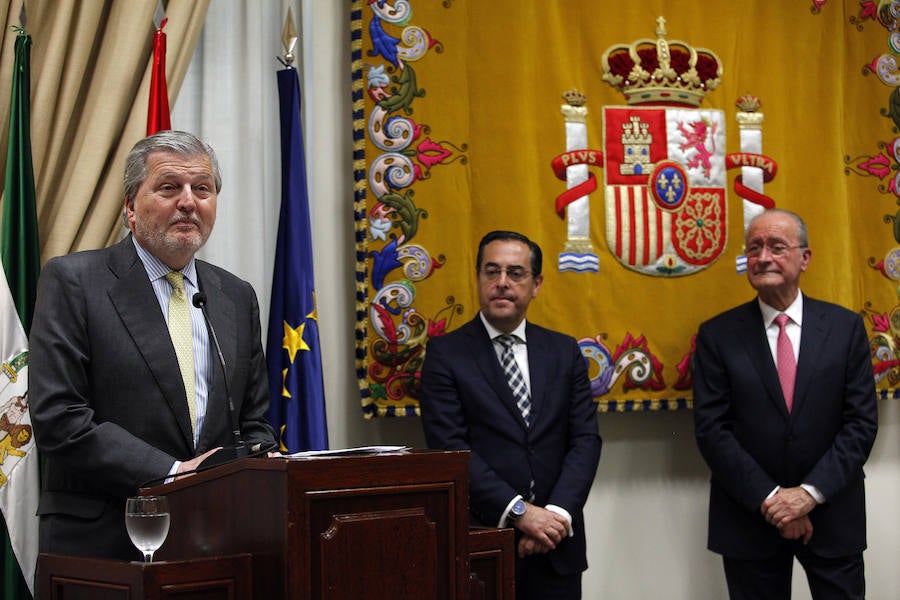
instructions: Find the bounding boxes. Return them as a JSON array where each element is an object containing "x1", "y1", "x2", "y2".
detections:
[{"x1": 266, "y1": 65, "x2": 328, "y2": 453}]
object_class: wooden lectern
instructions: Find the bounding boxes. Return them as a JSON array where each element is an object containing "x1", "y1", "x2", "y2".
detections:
[
  {"x1": 147, "y1": 449, "x2": 471, "y2": 599},
  {"x1": 467, "y1": 528, "x2": 515, "y2": 600},
  {"x1": 39, "y1": 553, "x2": 252, "y2": 600}
]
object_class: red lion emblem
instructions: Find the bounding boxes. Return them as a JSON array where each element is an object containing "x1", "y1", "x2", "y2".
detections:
[{"x1": 677, "y1": 118, "x2": 718, "y2": 179}]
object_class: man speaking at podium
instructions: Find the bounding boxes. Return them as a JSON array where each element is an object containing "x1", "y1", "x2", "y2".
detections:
[{"x1": 29, "y1": 130, "x2": 276, "y2": 560}]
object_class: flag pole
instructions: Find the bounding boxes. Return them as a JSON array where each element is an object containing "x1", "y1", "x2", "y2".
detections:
[
  {"x1": 0, "y1": 22, "x2": 41, "y2": 599},
  {"x1": 147, "y1": 14, "x2": 171, "y2": 135},
  {"x1": 266, "y1": 8, "x2": 329, "y2": 453}
]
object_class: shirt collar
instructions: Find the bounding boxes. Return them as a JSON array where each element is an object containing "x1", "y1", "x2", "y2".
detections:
[
  {"x1": 131, "y1": 235, "x2": 198, "y2": 288},
  {"x1": 479, "y1": 312, "x2": 528, "y2": 344},
  {"x1": 758, "y1": 291, "x2": 803, "y2": 328}
]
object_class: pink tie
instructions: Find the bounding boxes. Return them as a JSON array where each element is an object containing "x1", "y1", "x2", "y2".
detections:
[{"x1": 774, "y1": 313, "x2": 796, "y2": 412}]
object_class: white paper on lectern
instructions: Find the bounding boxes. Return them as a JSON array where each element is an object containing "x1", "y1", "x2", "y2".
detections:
[{"x1": 286, "y1": 445, "x2": 410, "y2": 458}]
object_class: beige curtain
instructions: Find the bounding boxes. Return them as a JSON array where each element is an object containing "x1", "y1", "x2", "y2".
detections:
[{"x1": 0, "y1": 0, "x2": 209, "y2": 262}]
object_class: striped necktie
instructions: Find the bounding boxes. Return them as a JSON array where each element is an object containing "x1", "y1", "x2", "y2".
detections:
[
  {"x1": 496, "y1": 334, "x2": 531, "y2": 425},
  {"x1": 165, "y1": 271, "x2": 197, "y2": 437}
]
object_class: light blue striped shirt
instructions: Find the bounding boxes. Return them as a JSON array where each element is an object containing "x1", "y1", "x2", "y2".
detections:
[{"x1": 132, "y1": 237, "x2": 211, "y2": 449}]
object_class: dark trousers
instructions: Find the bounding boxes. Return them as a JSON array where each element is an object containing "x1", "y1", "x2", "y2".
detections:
[
  {"x1": 515, "y1": 552, "x2": 582, "y2": 600},
  {"x1": 723, "y1": 543, "x2": 865, "y2": 600}
]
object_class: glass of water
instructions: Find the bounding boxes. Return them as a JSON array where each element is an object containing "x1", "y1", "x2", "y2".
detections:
[{"x1": 125, "y1": 495, "x2": 170, "y2": 562}]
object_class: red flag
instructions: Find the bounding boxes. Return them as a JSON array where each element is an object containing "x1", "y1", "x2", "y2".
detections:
[{"x1": 147, "y1": 17, "x2": 171, "y2": 135}]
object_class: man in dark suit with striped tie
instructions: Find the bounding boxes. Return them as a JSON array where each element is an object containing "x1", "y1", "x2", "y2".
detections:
[
  {"x1": 420, "y1": 230, "x2": 602, "y2": 600},
  {"x1": 693, "y1": 209, "x2": 878, "y2": 599}
]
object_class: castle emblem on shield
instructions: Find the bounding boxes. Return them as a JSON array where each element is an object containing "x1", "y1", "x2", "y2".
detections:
[
  {"x1": 551, "y1": 16, "x2": 776, "y2": 277},
  {"x1": 603, "y1": 106, "x2": 726, "y2": 275}
]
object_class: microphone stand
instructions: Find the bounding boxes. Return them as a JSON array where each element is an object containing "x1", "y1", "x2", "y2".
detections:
[{"x1": 192, "y1": 292, "x2": 247, "y2": 469}]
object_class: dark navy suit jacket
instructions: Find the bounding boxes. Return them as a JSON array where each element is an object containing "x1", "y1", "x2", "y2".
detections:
[
  {"x1": 693, "y1": 295, "x2": 878, "y2": 559},
  {"x1": 420, "y1": 316, "x2": 601, "y2": 575}
]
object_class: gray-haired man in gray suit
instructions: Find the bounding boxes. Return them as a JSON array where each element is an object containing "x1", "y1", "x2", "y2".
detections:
[{"x1": 30, "y1": 131, "x2": 276, "y2": 560}]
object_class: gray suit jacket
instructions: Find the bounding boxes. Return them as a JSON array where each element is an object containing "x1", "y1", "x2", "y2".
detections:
[{"x1": 29, "y1": 236, "x2": 275, "y2": 560}]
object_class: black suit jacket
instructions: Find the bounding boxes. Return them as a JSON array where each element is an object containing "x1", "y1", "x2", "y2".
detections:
[
  {"x1": 420, "y1": 316, "x2": 601, "y2": 575},
  {"x1": 693, "y1": 295, "x2": 878, "y2": 559},
  {"x1": 29, "y1": 236, "x2": 275, "y2": 560}
]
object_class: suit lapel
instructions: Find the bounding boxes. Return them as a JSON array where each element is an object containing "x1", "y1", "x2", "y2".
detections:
[
  {"x1": 106, "y1": 238, "x2": 194, "y2": 450},
  {"x1": 194, "y1": 262, "x2": 236, "y2": 449},
  {"x1": 524, "y1": 323, "x2": 547, "y2": 426},
  {"x1": 792, "y1": 296, "x2": 826, "y2": 416},
  {"x1": 735, "y1": 301, "x2": 790, "y2": 416},
  {"x1": 467, "y1": 318, "x2": 530, "y2": 430}
]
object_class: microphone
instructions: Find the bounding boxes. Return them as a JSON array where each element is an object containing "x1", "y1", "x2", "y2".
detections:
[{"x1": 192, "y1": 291, "x2": 247, "y2": 469}]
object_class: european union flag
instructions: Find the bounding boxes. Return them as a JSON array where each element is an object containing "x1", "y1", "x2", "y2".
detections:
[{"x1": 266, "y1": 66, "x2": 328, "y2": 452}]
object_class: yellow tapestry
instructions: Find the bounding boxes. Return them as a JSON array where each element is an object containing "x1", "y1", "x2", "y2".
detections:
[{"x1": 351, "y1": 0, "x2": 900, "y2": 416}]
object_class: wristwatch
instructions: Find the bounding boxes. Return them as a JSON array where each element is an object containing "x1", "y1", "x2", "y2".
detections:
[{"x1": 507, "y1": 499, "x2": 527, "y2": 524}]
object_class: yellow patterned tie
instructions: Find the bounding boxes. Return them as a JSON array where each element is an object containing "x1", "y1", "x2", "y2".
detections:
[{"x1": 165, "y1": 271, "x2": 196, "y2": 438}]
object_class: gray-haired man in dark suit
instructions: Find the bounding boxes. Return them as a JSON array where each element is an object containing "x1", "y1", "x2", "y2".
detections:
[{"x1": 30, "y1": 130, "x2": 276, "y2": 560}]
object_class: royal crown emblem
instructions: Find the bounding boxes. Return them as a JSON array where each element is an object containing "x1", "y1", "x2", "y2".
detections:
[
  {"x1": 551, "y1": 16, "x2": 777, "y2": 278},
  {"x1": 547, "y1": 17, "x2": 780, "y2": 406},
  {"x1": 601, "y1": 16, "x2": 722, "y2": 108}
]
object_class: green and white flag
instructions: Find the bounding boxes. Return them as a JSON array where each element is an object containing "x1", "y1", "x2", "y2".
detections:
[
  {"x1": 0, "y1": 26, "x2": 40, "y2": 598},
  {"x1": 0, "y1": 275, "x2": 37, "y2": 596}
]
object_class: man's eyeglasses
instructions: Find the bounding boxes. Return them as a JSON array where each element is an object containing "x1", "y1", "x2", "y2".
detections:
[
  {"x1": 480, "y1": 266, "x2": 532, "y2": 283},
  {"x1": 745, "y1": 243, "x2": 806, "y2": 258}
]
